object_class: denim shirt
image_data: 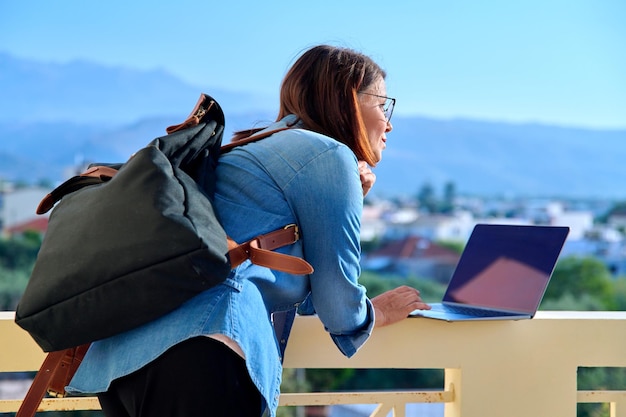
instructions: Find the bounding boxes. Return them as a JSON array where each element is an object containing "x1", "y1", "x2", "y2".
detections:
[{"x1": 67, "y1": 115, "x2": 375, "y2": 417}]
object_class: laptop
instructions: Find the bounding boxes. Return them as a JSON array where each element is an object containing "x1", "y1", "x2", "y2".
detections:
[{"x1": 409, "y1": 223, "x2": 570, "y2": 321}]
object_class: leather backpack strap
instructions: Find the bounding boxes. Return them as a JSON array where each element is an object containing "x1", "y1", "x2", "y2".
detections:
[
  {"x1": 17, "y1": 344, "x2": 91, "y2": 417},
  {"x1": 165, "y1": 95, "x2": 220, "y2": 134},
  {"x1": 16, "y1": 349, "x2": 67, "y2": 417},
  {"x1": 220, "y1": 126, "x2": 291, "y2": 153},
  {"x1": 47, "y1": 344, "x2": 90, "y2": 397},
  {"x1": 228, "y1": 225, "x2": 314, "y2": 275},
  {"x1": 222, "y1": 126, "x2": 314, "y2": 274},
  {"x1": 36, "y1": 166, "x2": 118, "y2": 214},
  {"x1": 272, "y1": 308, "x2": 297, "y2": 363},
  {"x1": 247, "y1": 240, "x2": 313, "y2": 274}
]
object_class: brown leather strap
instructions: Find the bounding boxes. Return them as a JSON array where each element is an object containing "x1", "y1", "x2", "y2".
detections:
[
  {"x1": 165, "y1": 95, "x2": 219, "y2": 134},
  {"x1": 221, "y1": 127, "x2": 313, "y2": 273},
  {"x1": 17, "y1": 344, "x2": 91, "y2": 417},
  {"x1": 220, "y1": 126, "x2": 291, "y2": 153},
  {"x1": 228, "y1": 225, "x2": 313, "y2": 274},
  {"x1": 16, "y1": 350, "x2": 67, "y2": 417},
  {"x1": 248, "y1": 241, "x2": 313, "y2": 274},
  {"x1": 47, "y1": 344, "x2": 90, "y2": 397},
  {"x1": 76, "y1": 165, "x2": 118, "y2": 179},
  {"x1": 36, "y1": 166, "x2": 117, "y2": 214}
]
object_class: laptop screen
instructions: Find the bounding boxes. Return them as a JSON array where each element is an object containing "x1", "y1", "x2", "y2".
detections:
[{"x1": 442, "y1": 224, "x2": 569, "y2": 314}]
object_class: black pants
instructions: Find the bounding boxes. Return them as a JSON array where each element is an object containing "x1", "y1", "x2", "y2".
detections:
[{"x1": 97, "y1": 337, "x2": 263, "y2": 417}]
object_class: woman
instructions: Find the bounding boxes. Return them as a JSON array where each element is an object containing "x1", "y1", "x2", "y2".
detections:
[{"x1": 68, "y1": 44, "x2": 430, "y2": 417}]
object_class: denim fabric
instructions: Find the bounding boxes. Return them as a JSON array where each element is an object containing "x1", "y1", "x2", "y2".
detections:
[{"x1": 67, "y1": 115, "x2": 375, "y2": 417}]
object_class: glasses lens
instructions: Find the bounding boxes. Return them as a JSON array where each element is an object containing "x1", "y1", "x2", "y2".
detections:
[{"x1": 384, "y1": 98, "x2": 395, "y2": 122}]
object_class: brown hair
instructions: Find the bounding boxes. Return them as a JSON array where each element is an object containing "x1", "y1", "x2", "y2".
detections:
[{"x1": 233, "y1": 45, "x2": 386, "y2": 166}]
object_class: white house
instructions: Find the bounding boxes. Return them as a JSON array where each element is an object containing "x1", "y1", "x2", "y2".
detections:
[{"x1": 0, "y1": 186, "x2": 51, "y2": 231}]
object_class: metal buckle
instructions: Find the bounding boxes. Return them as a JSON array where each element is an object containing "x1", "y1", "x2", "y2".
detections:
[{"x1": 284, "y1": 224, "x2": 299, "y2": 242}]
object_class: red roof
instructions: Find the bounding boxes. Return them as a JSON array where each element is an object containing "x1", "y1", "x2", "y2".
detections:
[
  {"x1": 5, "y1": 217, "x2": 49, "y2": 234},
  {"x1": 369, "y1": 235, "x2": 459, "y2": 260}
]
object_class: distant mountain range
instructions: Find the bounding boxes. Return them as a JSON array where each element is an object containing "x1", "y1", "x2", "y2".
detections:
[{"x1": 1, "y1": 52, "x2": 625, "y2": 199}]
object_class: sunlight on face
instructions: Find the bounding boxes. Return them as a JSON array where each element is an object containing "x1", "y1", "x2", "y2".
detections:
[{"x1": 359, "y1": 77, "x2": 393, "y2": 164}]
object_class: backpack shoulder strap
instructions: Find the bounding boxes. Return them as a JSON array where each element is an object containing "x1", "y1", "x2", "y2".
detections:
[
  {"x1": 228, "y1": 225, "x2": 313, "y2": 275},
  {"x1": 36, "y1": 166, "x2": 117, "y2": 214},
  {"x1": 15, "y1": 350, "x2": 65, "y2": 417},
  {"x1": 16, "y1": 344, "x2": 90, "y2": 417},
  {"x1": 220, "y1": 125, "x2": 313, "y2": 274},
  {"x1": 220, "y1": 126, "x2": 291, "y2": 153}
]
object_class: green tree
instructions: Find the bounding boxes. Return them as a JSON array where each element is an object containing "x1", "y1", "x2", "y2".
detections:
[
  {"x1": 435, "y1": 239, "x2": 465, "y2": 255},
  {"x1": 440, "y1": 181, "x2": 457, "y2": 213},
  {"x1": 542, "y1": 256, "x2": 616, "y2": 310},
  {"x1": 417, "y1": 182, "x2": 437, "y2": 213},
  {"x1": 540, "y1": 256, "x2": 626, "y2": 417},
  {"x1": 0, "y1": 233, "x2": 41, "y2": 269},
  {"x1": 0, "y1": 266, "x2": 30, "y2": 309},
  {"x1": 0, "y1": 235, "x2": 40, "y2": 309},
  {"x1": 610, "y1": 277, "x2": 626, "y2": 310},
  {"x1": 596, "y1": 200, "x2": 626, "y2": 224}
]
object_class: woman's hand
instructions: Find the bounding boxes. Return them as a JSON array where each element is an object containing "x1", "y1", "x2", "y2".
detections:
[
  {"x1": 358, "y1": 160, "x2": 376, "y2": 197},
  {"x1": 371, "y1": 286, "x2": 431, "y2": 327}
]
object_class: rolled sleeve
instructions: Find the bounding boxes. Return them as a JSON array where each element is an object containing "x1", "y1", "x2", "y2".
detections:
[
  {"x1": 328, "y1": 297, "x2": 374, "y2": 357},
  {"x1": 298, "y1": 296, "x2": 374, "y2": 357}
]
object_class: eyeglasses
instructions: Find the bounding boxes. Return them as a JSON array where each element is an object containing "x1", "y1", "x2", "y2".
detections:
[{"x1": 359, "y1": 92, "x2": 396, "y2": 122}]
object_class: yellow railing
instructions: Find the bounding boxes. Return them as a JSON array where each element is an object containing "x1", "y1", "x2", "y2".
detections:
[{"x1": 2, "y1": 310, "x2": 626, "y2": 416}]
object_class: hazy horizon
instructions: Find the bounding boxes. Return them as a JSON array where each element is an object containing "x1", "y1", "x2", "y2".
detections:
[{"x1": 1, "y1": 1, "x2": 625, "y2": 130}]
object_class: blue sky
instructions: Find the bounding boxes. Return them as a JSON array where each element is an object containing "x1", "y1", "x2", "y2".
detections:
[{"x1": 1, "y1": 1, "x2": 625, "y2": 129}]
